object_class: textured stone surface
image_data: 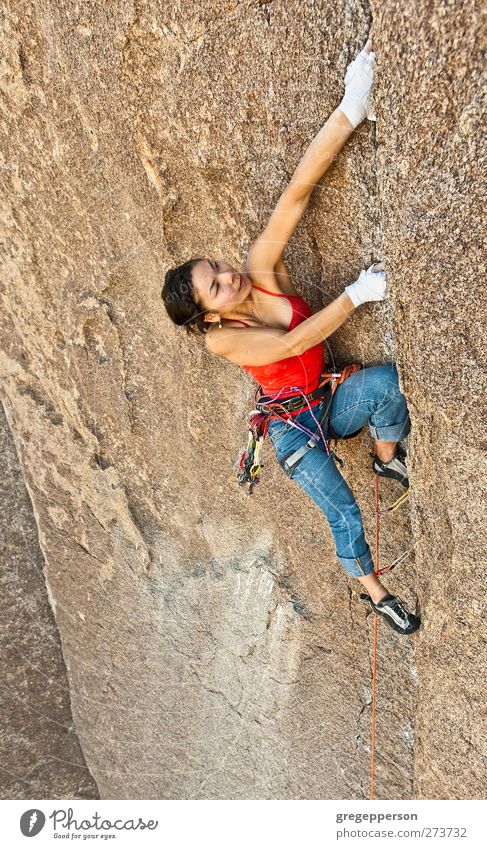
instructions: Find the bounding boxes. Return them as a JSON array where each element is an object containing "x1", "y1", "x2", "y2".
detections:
[
  {"x1": 372, "y1": 1, "x2": 487, "y2": 799},
  {"x1": 0, "y1": 403, "x2": 99, "y2": 799},
  {"x1": 0, "y1": 0, "x2": 485, "y2": 799}
]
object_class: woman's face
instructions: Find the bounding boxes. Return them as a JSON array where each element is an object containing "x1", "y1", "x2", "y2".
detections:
[{"x1": 191, "y1": 259, "x2": 251, "y2": 317}]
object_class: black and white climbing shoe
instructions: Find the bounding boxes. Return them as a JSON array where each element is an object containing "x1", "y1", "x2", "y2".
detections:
[
  {"x1": 360, "y1": 593, "x2": 421, "y2": 635},
  {"x1": 372, "y1": 445, "x2": 409, "y2": 488}
]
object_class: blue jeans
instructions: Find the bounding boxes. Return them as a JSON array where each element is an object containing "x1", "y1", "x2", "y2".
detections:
[{"x1": 267, "y1": 363, "x2": 411, "y2": 578}]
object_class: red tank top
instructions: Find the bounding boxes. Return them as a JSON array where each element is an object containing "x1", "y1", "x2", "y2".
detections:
[{"x1": 227, "y1": 283, "x2": 326, "y2": 412}]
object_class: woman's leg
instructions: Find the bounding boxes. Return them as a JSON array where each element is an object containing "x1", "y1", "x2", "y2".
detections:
[
  {"x1": 374, "y1": 437, "x2": 398, "y2": 462},
  {"x1": 356, "y1": 570, "x2": 390, "y2": 603},
  {"x1": 267, "y1": 363, "x2": 411, "y2": 600},
  {"x1": 269, "y1": 412, "x2": 378, "y2": 583},
  {"x1": 327, "y1": 362, "x2": 411, "y2": 445},
  {"x1": 327, "y1": 361, "x2": 411, "y2": 600}
]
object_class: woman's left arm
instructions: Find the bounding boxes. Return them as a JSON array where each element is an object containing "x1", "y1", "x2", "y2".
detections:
[
  {"x1": 246, "y1": 109, "x2": 354, "y2": 272},
  {"x1": 247, "y1": 39, "x2": 375, "y2": 273},
  {"x1": 286, "y1": 107, "x2": 356, "y2": 198}
]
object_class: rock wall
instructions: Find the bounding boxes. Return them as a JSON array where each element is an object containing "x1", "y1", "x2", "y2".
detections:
[
  {"x1": 0, "y1": 403, "x2": 99, "y2": 799},
  {"x1": 0, "y1": 1, "x2": 485, "y2": 799},
  {"x1": 373, "y1": 0, "x2": 486, "y2": 798}
]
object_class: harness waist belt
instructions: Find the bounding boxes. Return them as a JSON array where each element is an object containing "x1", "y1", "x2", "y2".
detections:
[{"x1": 256, "y1": 375, "x2": 338, "y2": 415}]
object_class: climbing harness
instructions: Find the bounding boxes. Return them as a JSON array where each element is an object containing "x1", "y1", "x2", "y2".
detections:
[{"x1": 236, "y1": 363, "x2": 363, "y2": 494}]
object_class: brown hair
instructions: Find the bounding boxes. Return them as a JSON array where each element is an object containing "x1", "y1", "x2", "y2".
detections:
[{"x1": 161, "y1": 258, "x2": 209, "y2": 336}]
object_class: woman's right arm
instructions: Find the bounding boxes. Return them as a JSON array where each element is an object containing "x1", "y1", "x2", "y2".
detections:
[{"x1": 205, "y1": 292, "x2": 356, "y2": 367}]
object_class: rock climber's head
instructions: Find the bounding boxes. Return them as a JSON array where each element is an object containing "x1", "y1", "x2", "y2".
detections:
[{"x1": 161, "y1": 258, "x2": 251, "y2": 335}]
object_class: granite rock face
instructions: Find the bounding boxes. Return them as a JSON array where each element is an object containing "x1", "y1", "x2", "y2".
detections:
[
  {"x1": 0, "y1": 403, "x2": 99, "y2": 800},
  {"x1": 0, "y1": 1, "x2": 485, "y2": 799}
]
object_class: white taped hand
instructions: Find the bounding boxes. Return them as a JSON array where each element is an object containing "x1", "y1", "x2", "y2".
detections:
[
  {"x1": 344, "y1": 262, "x2": 387, "y2": 308},
  {"x1": 338, "y1": 48, "x2": 376, "y2": 129}
]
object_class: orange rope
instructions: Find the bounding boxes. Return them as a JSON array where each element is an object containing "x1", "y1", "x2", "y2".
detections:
[{"x1": 370, "y1": 473, "x2": 380, "y2": 800}]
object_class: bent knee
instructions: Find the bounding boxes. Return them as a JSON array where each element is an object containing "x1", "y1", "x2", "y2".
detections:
[{"x1": 377, "y1": 363, "x2": 404, "y2": 398}]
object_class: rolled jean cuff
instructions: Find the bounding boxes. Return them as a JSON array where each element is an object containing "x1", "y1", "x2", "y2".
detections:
[
  {"x1": 369, "y1": 414, "x2": 411, "y2": 442},
  {"x1": 338, "y1": 547, "x2": 376, "y2": 578}
]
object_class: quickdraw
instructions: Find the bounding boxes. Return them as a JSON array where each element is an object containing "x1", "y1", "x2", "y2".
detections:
[
  {"x1": 374, "y1": 485, "x2": 413, "y2": 576},
  {"x1": 236, "y1": 364, "x2": 363, "y2": 495},
  {"x1": 370, "y1": 476, "x2": 414, "y2": 800},
  {"x1": 236, "y1": 412, "x2": 270, "y2": 495}
]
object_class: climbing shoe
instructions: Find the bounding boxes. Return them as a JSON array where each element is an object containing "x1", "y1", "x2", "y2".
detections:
[
  {"x1": 372, "y1": 444, "x2": 409, "y2": 487},
  {"x1": 360, "y1": 593, "x2": 421, "y2": 635}
]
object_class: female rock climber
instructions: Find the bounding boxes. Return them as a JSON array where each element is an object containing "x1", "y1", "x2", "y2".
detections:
[{"x1": 161, "y1": 38, "x2": 420, "y2": 636}]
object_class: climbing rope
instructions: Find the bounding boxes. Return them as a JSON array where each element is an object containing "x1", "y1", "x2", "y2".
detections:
[
  {"x1": 369, "y1": 456, "x2": 413, "y2": 576},
  {"x1": 370, "y1": 473, "x2": 380, "y2": 800},
  {"x1": 370, "y1": 477, "x2": 414, "y2": 799}
]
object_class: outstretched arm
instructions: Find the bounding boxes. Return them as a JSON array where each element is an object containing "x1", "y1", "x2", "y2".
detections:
[
  {"x1": 285, "y1": 108, "x2": 356, "y2": 200},
  {"x1": 246, "y1": 109, "x2": 354, "y2": 274},
  {"x1": 247, "y1": 38, "x2": 375, "y2": 273}
]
